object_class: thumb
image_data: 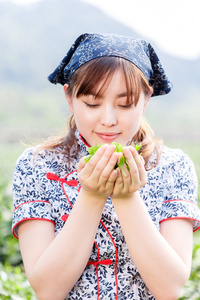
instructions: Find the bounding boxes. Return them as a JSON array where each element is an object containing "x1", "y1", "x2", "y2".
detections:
[{"x1": 77, "y1": 156, "x2": 87, "y2": 173}]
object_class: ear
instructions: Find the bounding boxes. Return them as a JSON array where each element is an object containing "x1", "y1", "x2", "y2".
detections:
[
  {"x1": 143, "y1": 87, "x2": 153, "y2": 114},
  {"x1": 64, "y1": 84, "x2": 73, "y2": 113}
]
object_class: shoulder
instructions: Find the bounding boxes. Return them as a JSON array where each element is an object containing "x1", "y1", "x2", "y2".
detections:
[
  {"x1": 158, "y1": 146, "x2": 196, "y2": 172},
  {"x1": 14, "y1": 145, "x2": 69, "y2": 178},
  {"x1": 156, "y1": 146, "x2": 198, "y2": 200},
  {"x1": 160, "y1": 146, "x2": 188, "y2": 162},
  {"x1": 147, "y1": 145, "x2": 198, "y2": 189}
]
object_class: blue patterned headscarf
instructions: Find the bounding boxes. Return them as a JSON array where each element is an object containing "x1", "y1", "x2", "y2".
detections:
[{"x1": 48, "y1": 33, "x2": 172, "y2": 97}]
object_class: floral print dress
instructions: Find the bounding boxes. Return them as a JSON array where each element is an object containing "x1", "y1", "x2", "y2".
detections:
[{"x1": 12, "y1": 130, "x2": 200, "y2": 300}]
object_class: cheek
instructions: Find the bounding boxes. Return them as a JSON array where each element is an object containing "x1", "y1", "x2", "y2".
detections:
[
  {"x1": 122, "y1": 109, "x2": 143, "y2": 125},
  {"x1": 121, "y1": 110, "x2": 143, "y2": 136},
  {"x1": 73, "y1": 108, "x2": 96, "y2": 127}
]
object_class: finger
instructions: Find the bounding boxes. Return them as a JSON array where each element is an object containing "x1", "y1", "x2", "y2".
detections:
[
  {"x1": 121, "y1": 147, "x2": 141, "y2": 190},
  {"x1": 82, "y1": 144, "x2": 109, "y2": 177},
  {"x1": 92, "y1": 144, "x2": 117, "y2": 181},
  {"x1": 117, "y1": 163, "x2": 132, "y2": 194},
  {"x1": 139, "y1": 155, "x2": 145, "y2": 166},
  {"x1": 114, "y1": 152, "x2": 128, "y2": 177},
  {"x1": 122, "y1": 147, "x2": 138, "y2": 173},
  {"x1": 99, "y1": 151, "x2": 119, "y2": 185},
  {"x1": 128, "y1": 147, "x2": 144, "y2": 171},
  {"x1": 81, "y1": 144, "x2": 117, "y2": 189},
  {"x1": 77, "y1": 156, "x2": 87, "y2": 173},
  {"x1": 112, "y1": 169, "x2": 124, "y2": 195},
  {"x1": 128, "y1": 147, "x2": 147, "y2": 185},
  {"x1": 114, "y1": 151, "x2": 132, "y2": 192},
  {"x1": 78, "y1": 144, "x2": 109, "y2": 187},
  {"x1": 105, "y1": 168, "x2": 119, "y2": 189}
]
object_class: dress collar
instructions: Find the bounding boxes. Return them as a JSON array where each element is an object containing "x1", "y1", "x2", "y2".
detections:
[{"x1": 75, "y1": 129, "x2": 90, "y2": 157}]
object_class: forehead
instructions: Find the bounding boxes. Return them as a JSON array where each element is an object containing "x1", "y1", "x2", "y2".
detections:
[
  {"x1": 76, "y1": 68, "x2": 142, "y2": 105},
  {"x1": 71, "y1": 57, "x2": 143, "y2": 104},
  {"x1": 96, "y1": 70, "x2": 128, "y2": 96},
  {"x1": 74, "y1": 62, "x2": 128, "y2": 97}
]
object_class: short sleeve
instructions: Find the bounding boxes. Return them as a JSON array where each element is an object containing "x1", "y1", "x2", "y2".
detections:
[
  {"x1": 12, "y1": 148, "x2": 55, "y2": 239},
  {"x1": 160, "y1": 151, "x2": 200, "y2": 232}
]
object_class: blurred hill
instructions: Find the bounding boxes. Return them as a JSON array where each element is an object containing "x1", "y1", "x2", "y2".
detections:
[{"x1": 0, "y1": 0, "x2": 200, "y2": 143}]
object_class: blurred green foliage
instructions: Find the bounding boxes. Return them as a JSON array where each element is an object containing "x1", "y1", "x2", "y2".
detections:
[
  {"x1": 0, "y1": 144, "x2": 37, "y2": 298},
  {"x1": 179, "y1": 245, "x2": 200, "y2": 300},
  {"x1": 0, "y1": 263, "x2": 37, "y2": 299}
]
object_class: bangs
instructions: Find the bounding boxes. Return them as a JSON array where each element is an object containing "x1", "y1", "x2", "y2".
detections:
[{"x1": 66, "y1": 57, "x2": 151, "y2": 105}]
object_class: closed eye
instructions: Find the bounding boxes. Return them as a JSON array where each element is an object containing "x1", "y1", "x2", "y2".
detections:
[
  {"x1": 118, "y1": 103, "x2": 133, "y2": 109},
  {"x1": 83, "y1": 102, "x2": 100, "y2": 108}
]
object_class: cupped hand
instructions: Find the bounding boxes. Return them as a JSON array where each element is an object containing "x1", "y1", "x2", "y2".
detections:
[
  {"x1": 77, "y1": 144, "x2": 119, "y2": 200},
  {"x1": 111, "y1": 146, "x2": 147, "y2": 199}
]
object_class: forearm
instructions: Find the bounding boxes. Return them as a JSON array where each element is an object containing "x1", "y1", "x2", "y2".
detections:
[
  {"x1": 29, "y1": 189, "x2": 106, "y2": 300},
  {"x1": 28, "y1": 145, "x2": 119, "y2": 299},
  {"x1": 112, "y1": 192, "x2": 190, "y2": 300}
]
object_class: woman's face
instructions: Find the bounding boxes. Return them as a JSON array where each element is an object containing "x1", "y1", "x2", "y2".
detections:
[{"x1": 65, "y1": 70, "x2": 152, "y2": 147}]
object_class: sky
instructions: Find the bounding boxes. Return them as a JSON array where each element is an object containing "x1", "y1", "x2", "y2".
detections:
[{"x1": 1, "y1": 0, "x2": 200, "y2": 60}]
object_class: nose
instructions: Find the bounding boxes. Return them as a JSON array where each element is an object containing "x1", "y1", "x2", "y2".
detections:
[{"x1": 99, "y1": 104, "x2": 117, "y2": 126}]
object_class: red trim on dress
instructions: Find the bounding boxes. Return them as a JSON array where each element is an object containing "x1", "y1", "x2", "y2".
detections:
[
  {"x1": 79, "y1": 133, "x2": 90, "y2": 147},
  {"x1": 12, "y1": 218, "x2": 56, "y2": 239},
  {"x1": 163, "y1": 199, "x2": 198, "y2": 206},
  {"x1": 100, "y1": 220, "x2": 118, "y2": 299},
  {"x1": 87, "y1": 241, "x2": 114, "y2": 300},
  {"x1": 47, "y1": 170, "x2": 119, "y2": 299},
  {"x1": 159, "y1": 217, "x2": 200, "y2": 232}
]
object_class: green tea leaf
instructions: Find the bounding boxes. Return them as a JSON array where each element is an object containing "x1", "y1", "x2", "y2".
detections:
[
  {"x1": 88, "y1": 144, "x2": 102, "y2": 155},
  {"x1": 118, "y1": 155, "x2": 125, "y2": 168},
  {"x1": 84, "y1": 155, "x2": 93, "y2": 163},
  {"x1": 115, "y1": 143, "x2": 123, "y2": 153},
  {"x1": 132, "y1": 142, "x2": 142, "y2": 152},
  {"x1": 84, "y1": 142, "x2": 142, "y2": 177}
]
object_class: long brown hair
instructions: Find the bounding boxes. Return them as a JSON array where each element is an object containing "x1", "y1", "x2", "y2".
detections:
[{"x1": 39, "y1": 57, "x2": 163, "y2": 170}]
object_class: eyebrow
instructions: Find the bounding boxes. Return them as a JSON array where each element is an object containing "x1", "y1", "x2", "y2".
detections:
[
  {"x1": 116, "y1": 92, "x2": 128, "y2": 98},
  {"x1": 85, "y1": 91, "x2": 128, "y2": 99}
]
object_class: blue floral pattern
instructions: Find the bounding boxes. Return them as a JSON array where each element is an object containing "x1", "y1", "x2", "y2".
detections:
[
  {"x1": 48, "y1": 33, "x2": 173, "y2": 97},
  {"x1": 12, "y1": 130, "x2": 200, "y2": 299}
]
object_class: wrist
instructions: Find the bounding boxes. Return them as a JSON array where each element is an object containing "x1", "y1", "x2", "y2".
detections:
[
  {"x1": 111, "y1": 191, "x2": 140, "y2": 202},
  {"x1": 78, "y1": 187, "x2": 108, "y2": 206}
]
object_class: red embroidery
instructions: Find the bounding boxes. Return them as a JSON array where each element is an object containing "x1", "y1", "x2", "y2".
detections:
[
  {"x1": 61, "y1": 214, "x2": 69, "y2": 222},
  {"x1": 46, "y1": 172, "x2": 79, "y2": 186},
  {"x1": 100, "y1": 220, "x2": 118, "y2": 299},
  {"x1": 87, "y1": 259, "x2": 113, "y2": 267},
  {"x1": 46, "y1": 172, "x2": 60, "y2": 181},
  {"x1": 163, "y1": 199, "x2": 198, "y2": 206},
  {"x1": 61, "y1": 170, "x2": 79, "y2": 209}
]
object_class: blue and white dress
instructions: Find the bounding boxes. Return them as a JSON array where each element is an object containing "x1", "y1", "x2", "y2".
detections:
[{"x1": 12, "y1": 130, "x2": 200, "y2": 300}]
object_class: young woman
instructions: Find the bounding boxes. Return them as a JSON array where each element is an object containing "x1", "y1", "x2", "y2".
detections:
[{"x1": 12, "y1": 33, "x2": 200, "y2": 300}]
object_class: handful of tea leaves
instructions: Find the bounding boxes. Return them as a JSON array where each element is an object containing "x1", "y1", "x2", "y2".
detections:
[{"x1": 84, "y1": 142, "x2": 142, "y2": 176}]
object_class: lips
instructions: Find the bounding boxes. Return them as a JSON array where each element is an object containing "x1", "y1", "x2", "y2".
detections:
[{"x1": 96, "y1": 132, "x2": 120, "y2": 142}]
